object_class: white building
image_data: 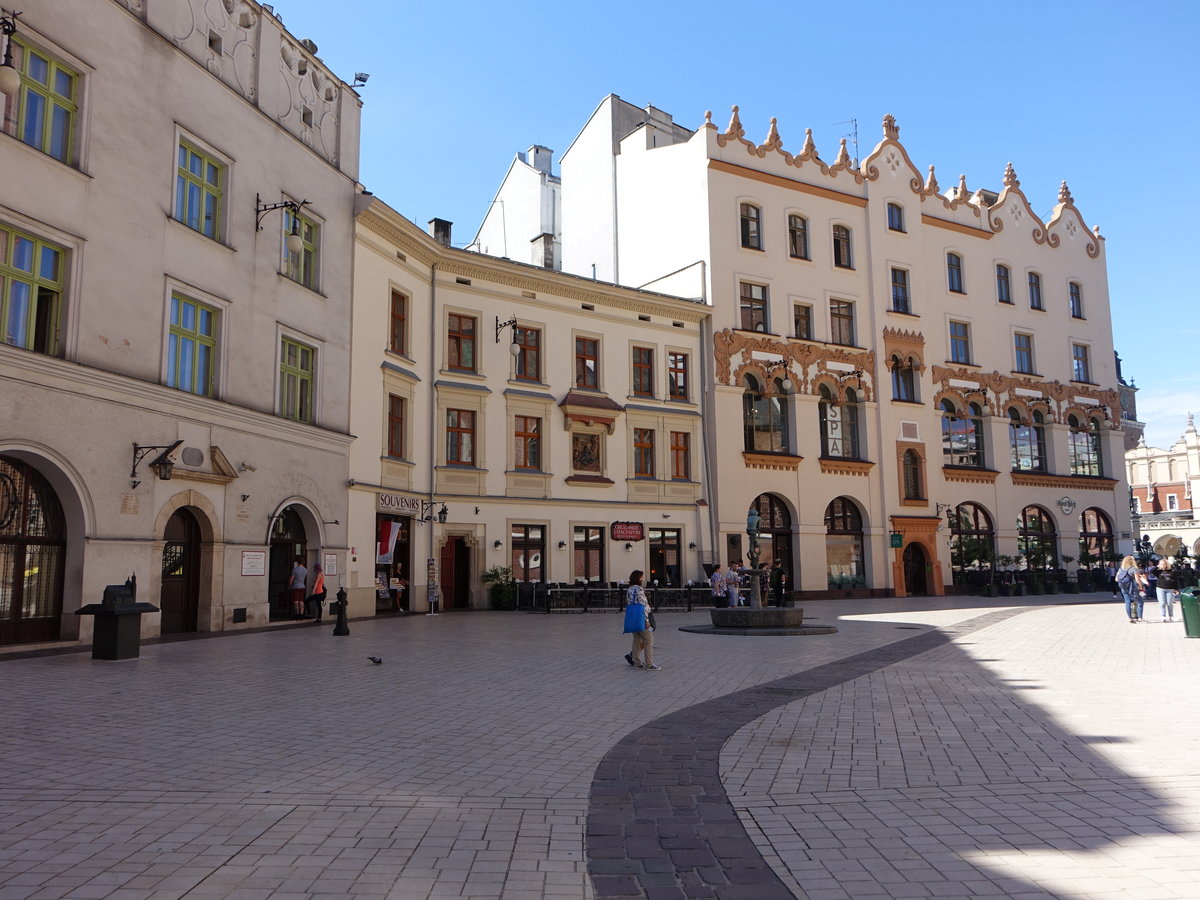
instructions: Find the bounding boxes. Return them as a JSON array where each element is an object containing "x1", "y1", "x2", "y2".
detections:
[
  {"x1": 347, "y1": 200, "x2": 708, "y2": 615},
  {"x1": 482, "y1": 96, "x2": 1132, "y2": 596},
  {"x1": 0, "y1": 0, "x2": 360, "y2": 646},
  {"x1": 471, "y1": 145, "x2": 560, "y2": 269}
]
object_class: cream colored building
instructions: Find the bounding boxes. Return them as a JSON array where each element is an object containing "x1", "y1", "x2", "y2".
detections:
[
  {"x1": 347, "y1": 199, "x2": 708, "y2": 615},
  {"x1": 0, "y1": 0, "x2": 360, "y2": 646},
  {"x1": 490, "y1": 96, "x2": 1133, "y2": 596},
  {"x1": 1126, "y1": 416, "x2": 1200, "y2": 558}
]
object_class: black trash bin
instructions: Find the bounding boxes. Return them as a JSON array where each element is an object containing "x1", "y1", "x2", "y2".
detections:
[
  {"x1": 76, "y1": 576, "x2": 160, "y2": 660},
  {"x1": 1179, "y1": 587, "x2": 1200, "y2": 639}
]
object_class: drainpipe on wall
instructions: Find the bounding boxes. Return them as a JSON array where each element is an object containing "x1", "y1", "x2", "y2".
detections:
[
  {"x1": 427, "y1": 262, "x2": 439, "y2": 611},
  {"x1": 860, "y1": 199, "x2": 892, "y2": 594},
  {"x1": 696, "y1": 262, "x2": 719, "y2": 568}
]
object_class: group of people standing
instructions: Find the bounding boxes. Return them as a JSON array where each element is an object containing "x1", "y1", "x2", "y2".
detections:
[
  {"x1": 288, "y1": 560, "x2": 327, "y2": 623},
  {"x1": 708, "y1": 560, "x2": 789, "y2": 607},
  {"x1": 1115, "y1": 556, "x2": 1180, "y2": 623}
]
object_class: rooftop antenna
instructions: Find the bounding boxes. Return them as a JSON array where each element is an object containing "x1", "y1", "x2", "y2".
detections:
[{"x1": 833, "y1": 117, "x2": 859, "y2": 167}]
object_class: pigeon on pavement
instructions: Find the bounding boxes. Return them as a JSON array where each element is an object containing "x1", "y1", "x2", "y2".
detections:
[{"x1": 367, "y1": 656, "x2": 383, "y2": 665}]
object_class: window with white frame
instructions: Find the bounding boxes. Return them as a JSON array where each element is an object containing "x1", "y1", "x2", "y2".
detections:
[
  {"x1": 787, "y1": 214, "x2": 809, "y2": 259},
  {"x1": 739, "y1": 282, "x2": 768, "y2": 332},
  {"x1": 832, "y1": 225, "x2": 853, "y2": 269},
  {"x1": 947, "y1": 252, "x2": 964, "y2": 293},
  {"x1": 283, "y1": 206, "x2": 320, "y2": 290},
  {"x1": 1, "y1": 222, "x2": 64, "y2": 356},
  {"x1": 1072, "y1": 343, "x2": 1091, "y2": 383},
  {"x1": 167, "y1": 293, "x2": 218, "y2": 397},
  {"x1": 279, "y1": 336, "x2": 316, "y2": 423},
  {"x1": 175, "y1": 139, "x2": 225, "y2": 240},
  {"x1": 2, "y1": 36, "x2": 78, "y2": 164},
  {"x1": 739, "y1": 203, "x2": 762, "y2": 250}
]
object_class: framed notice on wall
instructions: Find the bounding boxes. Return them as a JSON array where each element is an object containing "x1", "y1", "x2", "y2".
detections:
[
  {"x1": 241, "y1": 550, "x2": 267, "y2": 576},
  {"x1": 323, "y1": 553, "x2": 338, "y2": 577}
]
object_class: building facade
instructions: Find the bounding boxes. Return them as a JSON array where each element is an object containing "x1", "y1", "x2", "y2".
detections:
[
  {"x1": 347, "y1": 200, "x2": 708, "y2": 615},
  {"x1": 1126, "y1": 416, "x2": 1200, "y2": 557},
  {"x1": 487, "y1": 96, "x2": 1133, "y2": 596},
  {"x1": 0, "y1": 0, "x2": 360, "y2": 645}
]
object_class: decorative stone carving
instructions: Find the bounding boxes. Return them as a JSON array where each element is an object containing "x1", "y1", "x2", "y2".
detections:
[{"x1": 714, "y1": 329, "x2": 875, "y2": 403}]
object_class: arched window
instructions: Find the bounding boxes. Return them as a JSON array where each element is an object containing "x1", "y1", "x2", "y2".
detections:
[
  {"x1": 752, "y1": 493, "x2": 795, "y2": 587},
  {"x1": 941, "y1": 399, "x2": 985, "y2": 468},
  {"x1": 1018, "y1": 505, "x2": 1058, "y2": 570},
  {"x1": 1068, "y1": 414, "x2": 1102, "y2": 476},
  {"x1": 947, "y1": 252, "x2": 964, "y2": 293},
  {"x1": 1008, "y1": 407, "x2": 1046, "y2": 472},
  {"x1": 902, "y1": 450, "x2": 923, "y2": 500},
  {"x1": 832, "y1": 224, "x2": 853, "y2": 268},
  {"x1": 742, "y1": 375, "x2": 790, "y2": 453},
  {"x1": 824, "y1": 497, "x2": 865, "y2": 589},
  {"x1": 819, "y1": 385, "x2": 860, "y2": 459},
  {"x1": 1078, "y1": 508, "x2": 1113, "y2": 567},
  {"x1": 949, "y1": 502, "x2": 995, "y2": 589},
  {"x1": 739, "y1": 203, "x2": 762, "y2": 250},
  {"x1": 0, "y1": 455, "x2": 67, "y2": 644},
  {"x1": 891, "y1": 354, "x2": 917, "y2": 402}
]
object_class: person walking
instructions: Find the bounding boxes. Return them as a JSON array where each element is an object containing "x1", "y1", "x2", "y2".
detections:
[
  {"x1": 622, "y1": 570, "x2": 659, "y2": 670},
  {"x1": 1156, "y1": 558, "x2": 1180, "y2": 622},
  {"x1": 289, "y1": 559, "x2": 308, "y2": 620},
  {"x1": 709, "y1": 564, "x2": 727, "y2": 608},
  {"x1": 306, "y1": 563, "x2": 327, "y2": 622},
  {"x1": 1115, "y1": 555, "x2": 1144, "y2": 623}
]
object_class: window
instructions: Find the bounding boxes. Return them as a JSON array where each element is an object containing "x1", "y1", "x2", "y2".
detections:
[
  {"x1": 1014, "y1": 333, "x2": 1034, "y2": 374},
  {"x1": 387, "y1": 395, "x2": 405, "y2": 457},
  {"x1": 1, "y1": 223, "x2": 63, "y2": 356},
  {"x1": 167, "y1": 294, "x2": 217, "y2": 396},
  {"x1": 1018, "y1": 505, "x2": 1057, "y2": 569},
  {"x1": 514, "y1": 415, "x2": 541, "y2": 470},
  {"x1": 389, "y1": 290, "x2": 407, "y2": 355},
  {"x1": 887, "y1": 203, "x2": 905, "y2": 232},
  {"x1": 633, "y1": 428, "x2": 655, "y2": 478},
  {"x1": 949, "y1": 503, "x2": 995, "y2": 589},
  {"x1": 996, "y1": 264, "x2": 1012, "y2": 303},
  {"x1": 832, "y1": 225, "x2": 853, "y2": 269},
  {"x1": 1008, "y1": 408, "x2": 1046, "y2": 472},
  {"x1": 824, "y1": 497, "x2": 865, "y2": 589},
  {"x1": 830, "y1": 299, "x2": 854, "y2": 346},
  {"x1": 788, "y1": 214, "x2": 810, "y2": 259},
  {"x1": 174, "y1": 140, "x2": 224, "y2": 239},
  {"x1": 949, "y1": 321, "x2": 972, "y2": 365},
  {"x1": 510, "y1": 524, "x2": 544, "y2": 582},
  {"x1": 279, "y1": 337, "x2": 316, "y2": 423},
  {"x1": 3, "y1": 37, "x2": 77, "y2": 164},
  {"x1": 446, "y1": 408, "x2": 475, "y2": 465},
  {"x1": 632, "y1": 347, "x2": 654, "y2": 397},
  {"x1": 1069, "y1": 281, "x2": 1084, "y2": 318},
  {"x1": 891, "y1": 355, "x2": 917, "y2": 402},
  {"x1": 1168, "y1": 494, "x2": 1179, "y2": 511},
  {"x1": 739, "y1": 203, "x2": 762, "y2": 250},
  {"x1": 515, "y1": 326, "x2": 540, "y2": 381},
  {"x1": 1068, "y1": 415, "x2": 1102, "y2": 477},
  {"x1": 739, "y1": 282, "x2": 768, "y2": 332},
  {"x1": 941, "y1": 400, "x2": 985, "y2": 468},
  {"x1": 573, "y1": 525, "x2": 605, "y2": 584},
  {"x1": 947, "y1": 253, "x2": 964, "y2": 293},
  {"x1": 670, "y1": 431, "x2": 691, "y2": 480},
  {"x1": 902, "y1": 450, "x2": 923, "y2": 500},
  {"x1": 667, "y1": 352, "x2": 689, "y2": 400},
  {"x1": 819, "y1": 385, "x2": 861, "y2": 458},
  {"x1": 1028, "y1": 271, "x2": 1043, "y2": 309},
  {"x1": 448, "y1": 314, "x2": 477, "y2": 372},
  {"x1": 743, "y1": 375, "x2": 791, "y2": 454},
  {"x1": 575, "y1": 337, "x2": 599, "y2": 388},
  {"x1": 1079, "y1": 508, "x2": 1114, "y2": 563},
  {"x1": 1072, "y1": 343, "x2": 1091, "y2": 383},
  {"x1": 890, "y1": 268, "x2": 910, "y2": 313},
  {"x1": 793, "y1": 304, "x2": 812, "y2": 340},
  {"x1": 283, "y1": 206, "x2": 320, "y2": 290}
]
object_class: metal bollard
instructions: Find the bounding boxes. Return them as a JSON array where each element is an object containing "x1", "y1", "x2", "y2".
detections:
[{"x1": 332, "y1": 585, "x2": 349, "y2": 636}]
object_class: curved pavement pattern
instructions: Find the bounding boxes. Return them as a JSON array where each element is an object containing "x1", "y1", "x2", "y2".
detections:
[{"x1": 586, "y1": 608, "x2": 1028, "y2": 899}]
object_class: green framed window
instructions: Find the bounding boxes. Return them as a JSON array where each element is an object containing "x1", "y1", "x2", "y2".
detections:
[
  {"x1": 167, "y1": 294, "x2": 217, "y2": 396},
  {"x1": 5, "y1": 38, "x2": 77, "y2": 164},
  {"x1": 1, "y1": 223, "x2": 63, "y2": 356},
  {"x1": 283, "y1": 207, "x2": 320, "y2": 290},
  {"x1": 175, "y1": 140, "x2": 224, "y2": 239},
  {"x1": 279, "y1": 336, "x2": 316, "y2": 422}
]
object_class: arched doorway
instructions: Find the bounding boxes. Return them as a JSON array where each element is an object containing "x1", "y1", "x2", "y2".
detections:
[
  {"x1": 0, "y1": 455, "x2": 66, "y2": 645},
  {"x1": 950, "y1": 502, "x2": 995, "y2": 592},
  {"x1": 1018, "y1": 505, "x2": 1058, "y2": 573},
  {"x1": 1078, "y1": 508, "x2": 1114, "y2": 568},
  {"x1": 902, "y1": 542, "x2": 928, "y2": 595},
  {"x1": 824, "y1": 497, "x2": 865, "y2": 590},
  {"x1": 750, "y1": 493, "x2": 795, "y2": 590},
  {"x1": 160, "y1": 508, "x2": 201, "y2": 634},
  {"x1": 268, "y1": 507, "x2": 308, "y2": 620}
]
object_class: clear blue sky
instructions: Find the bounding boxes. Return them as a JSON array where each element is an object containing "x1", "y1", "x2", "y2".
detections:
[{"x1": 275, "y1": 0, "x2": 1198, "y2": 452}]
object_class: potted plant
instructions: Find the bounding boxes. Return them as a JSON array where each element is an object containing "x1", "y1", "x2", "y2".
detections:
[{"x1": 482, "y1": 565, "x2": 516, "y2": 610}]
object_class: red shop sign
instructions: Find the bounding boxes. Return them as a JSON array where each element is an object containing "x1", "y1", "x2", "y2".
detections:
[{"x1": 610, "y1": 521, "x2": 645, "y2": 542}]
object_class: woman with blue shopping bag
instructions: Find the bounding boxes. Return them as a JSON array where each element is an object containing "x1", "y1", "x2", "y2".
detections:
[{"x1": 622, "y1": 570, "x2": 660, "y2": 670}]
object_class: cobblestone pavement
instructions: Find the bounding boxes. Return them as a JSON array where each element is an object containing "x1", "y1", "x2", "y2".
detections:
[{"x1": 0, "y1": 595, "x2": 1196, "y2": 899}]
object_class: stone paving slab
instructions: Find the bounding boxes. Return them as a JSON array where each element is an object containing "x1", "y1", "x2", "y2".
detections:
[{"x1": 0, "y1": 595, "x2": 1196, "y2": 898}]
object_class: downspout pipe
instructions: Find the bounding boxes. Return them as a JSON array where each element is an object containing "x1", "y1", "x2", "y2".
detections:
[{"x1": 427, "y1": 262, "x2": 438, "y2": 611}]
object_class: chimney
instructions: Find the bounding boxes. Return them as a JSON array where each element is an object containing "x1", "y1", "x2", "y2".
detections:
[
  {"x1": 531, "y1": 233, "x2": 556, "y2": 269},
  {"x1": 527, "y1": 145, "x2": 553, "y2": 174},
  {"x1": 428, "y1": 218, "x2": 452, "y2": 247}
]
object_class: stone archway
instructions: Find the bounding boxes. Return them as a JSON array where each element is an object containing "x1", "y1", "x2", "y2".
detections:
[{"x1": 889, "y1": 515, "x2": 944, "y2": 597}]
